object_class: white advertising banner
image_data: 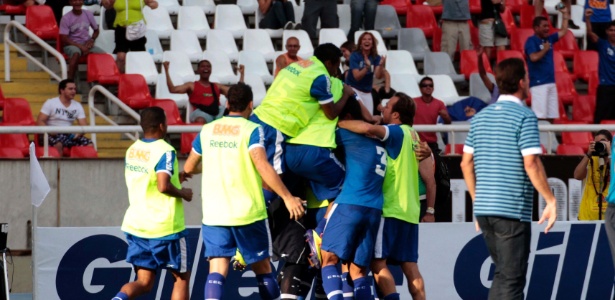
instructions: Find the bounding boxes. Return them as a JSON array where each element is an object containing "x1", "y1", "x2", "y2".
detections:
[{"x1": 36, "y1": 222, "x2": 615, "y2": 300}]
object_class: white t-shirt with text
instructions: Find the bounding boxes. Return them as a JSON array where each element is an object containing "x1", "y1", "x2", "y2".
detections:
[{"x1": 40, "y1": 97, "x2": 86, "y2": 126}]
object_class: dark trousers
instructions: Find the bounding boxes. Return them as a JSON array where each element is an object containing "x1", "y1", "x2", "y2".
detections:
[
  {"x1": 594, "y1": 85, "x2": 615, "y2": 124},
  {"x1": 587, "y1": 22, "x2": 611, "y2": 51},
  {"x1": 302, "y1": 0, "x2": 339, "y2": 39},
  {"x1": 476, "y1": 216, "x2": 531, "y2": 300},
  {"x1": 259, "y1": 0, "x2": 295, "y2": 29}
]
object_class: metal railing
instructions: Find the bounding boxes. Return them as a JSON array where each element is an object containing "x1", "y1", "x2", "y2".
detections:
[
  {"x1": 1, "y1": 124, "x2": 613, "y2": 157},
  {"x1": 4, "y1": 20, "x2": 67, "y2": 82}
]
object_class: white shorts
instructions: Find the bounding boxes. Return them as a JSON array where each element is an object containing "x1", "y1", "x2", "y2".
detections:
[
  {"x1": 530, "y1": 83, "x2": 559, "y2": 119},
  {"x1": 353, "y1": 88, "x2": 373, "y2": 116}
]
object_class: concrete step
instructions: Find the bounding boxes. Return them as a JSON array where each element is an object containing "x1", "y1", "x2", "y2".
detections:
[
  {"x1": 0, "y1": 57, "x2": 28, "y2": 71},
  {"x1": 96, "y1": 139, "x2": 133, "y2": 149},
  {"x1": 97, "y1": 149, "x2": 128, "y2": 158},
  {"x1": 1, "y1": 81, "x2": 59, "y2": 94},
  {"x1": 8, "y1": 71, "x2": 50, "y2": 80}
]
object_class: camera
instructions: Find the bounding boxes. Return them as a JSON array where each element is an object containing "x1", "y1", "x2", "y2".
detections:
[
  {"x1": 592, "y1": 141, "x2": 608, "y2": 157},
  {"x1": 555, "y1": 2, "x2": 565, "y2": 10}
]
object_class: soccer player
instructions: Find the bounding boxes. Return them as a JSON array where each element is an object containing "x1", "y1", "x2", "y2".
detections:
[
  {"x1": 113, "y1": 107, "x2": 193, "y2": 300},
  {"x1": 339, "y1": 93, "x2": 430, "y2": 300},
  {"x1": 320, "y1": 98, "x2": 386, "y2": 300},
  {"x1": 183, "y1": 83, "x2": 306, "y2": 300}
]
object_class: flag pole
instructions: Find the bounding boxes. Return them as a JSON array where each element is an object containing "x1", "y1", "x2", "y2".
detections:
[{"x1": 29, "y1": 142, "x2": 50, "y2": 300}]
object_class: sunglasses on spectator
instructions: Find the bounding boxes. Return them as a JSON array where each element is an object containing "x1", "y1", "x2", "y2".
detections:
[{"x1": 420, "y1": 84, "x2": 434, "y2": 88}]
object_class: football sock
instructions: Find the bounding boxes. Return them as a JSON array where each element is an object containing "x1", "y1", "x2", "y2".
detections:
[
  {"x1": 322, "y1": 265, "x2": 343, "y2": 300},
  {"x1": 353, "y1": 277, "x2": 372, "y2": 300},
  {"x1": 341, "y1": 272, "x2": 354, "y2": 300},
  {"x1": 257, "y1": 273, "x2": 281, "y2": 300},
  {"x1": 111, "y1": 292, "x2": 128, "y2": 300},
  {"x1": 204, "y1": 272, "x2": 225, "y2": 300}
]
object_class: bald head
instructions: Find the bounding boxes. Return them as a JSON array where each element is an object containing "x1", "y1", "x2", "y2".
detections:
[{"x1": 286, "y1": 37, "x2": 300, "y2": 57}]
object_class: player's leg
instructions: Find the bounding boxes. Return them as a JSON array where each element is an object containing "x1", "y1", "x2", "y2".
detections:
[
  {"x1": 169, "y1": 270, "x2": 191, "y2": 300},
  {"x1": 206, "y1": 257, "x2": 231, "y2": 300},
  {"x1": 401, "y1": 262, "x2": 425, "y2": 300},
  {"x1": 392, "y1": 220, "x2": 423, "y2": 300},
  {"x1": 113, "y1": 267, "x2": 156, "y2": 300},
  {"x1": 349, "y1": 206, "x2": 382, "y2": 300},
  {"x1": 201, "y1": 224, "x2": 236, "y2": 300},
  {"x1": 340, "y1": 264, "x2": 353, "y2": 300},
  {"x1": 113, "y1": 234, "x2": 159, "y2": 299},
  {"x1": 372, "y1": 217, "x2": 399, "y2": 299},
  {"x1": 370, "y1": 259, "x2": 398, "y2": 299},
  {"x1": 277, "y1": 262, "x2": 310, "y2": 300}
]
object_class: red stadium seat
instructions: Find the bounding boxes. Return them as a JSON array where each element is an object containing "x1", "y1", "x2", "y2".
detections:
[
  {"x1": 35, "y1": 146, "x2": 61, "y2": 158},
  {"x1": 0, "y1": 147, "x2": 25, "y2": 158},
  {"x1": 505, "y1": 0, "x2": 524, "y2": 15},
  {"x1": 562, "y1": 132, "x2": 593, "y2": 152},
  {"x1": 25, "y1": 5, "x2": 59, "y2": 40},
  {"x1": 406, "y1": 4, "x2": 438, "y2": 39},
  {"x1": 87, "y1": 54, "x2": 120, "y2": 85},
  {"x1": 500, "y1": 8, "x2": 517, "y2": 34},
  {"x1": 573, "y1": 50, "x2": 598, "y2": 83},
  {"x1": 151, "y1": 100, "x2": 186, "y2": 125},
  {"x1": 468, "y1": 20, "x2": 480, "y2": 52},
  {"x1": 588, "y1": 72, "x2": 599, "y2": 96},
  {"x1": 555, "y1": 72, "x2": 578, "y2": 106},
  {"x1": 510, "y1": 28, "x2": 534, "y2": 52},
  {"x1": 423, "y1": 2, "x2": 442, "y2": 15},
  {"x1": 553, "y1": 31, "x2": 579, "y2": 59},
  {"x1": 469, "y1": 0, "x2": 481, "y2": 14},
  {"x1": 553, "y1": 51, "x2": 576, "y2": 81},
  {"x1": 0, "y1": 4, "x2": 26, "y2": 15},
  {"x1": 180, "y1": 132, "x2": 198, "y2": 155},
  {"x1": 519, "y1": 4, "x2": 550, "y2": 28},
  {"x1": 556, "y1": 144, "x2": 585, "y2": 155},
  {"x1": 0, "y1": 132, "x2": 30, "y2": 156},
  {"x1": 431, "y1": 27, "x2": 442, "y2": 52},
  {"x1": 572, "y1": 95, "x2": 596, "y2": 123},
  {"x1": 3, "y1": 98, "x2": 35, "y2": 125},
  {"x1": 460, "y1": 50, "x2": 493, "y2": 80},
  {"x1": 496, "y1": 49, "x2": 525, "y2": 63},
  {"x1": 69, "y1": 146, "x2": 98, "y2": 158},
  {"x1": 379, "y1": 0, "x2": 408, "y2": 15},
  {"x1": 118, "y1": 74, "x2": 154, "y2": 110},
  {"x1": 445, "y1": 144, "x2": 464, "y2": 155}
]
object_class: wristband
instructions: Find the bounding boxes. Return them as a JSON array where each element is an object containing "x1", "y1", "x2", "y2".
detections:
[{"x1": 426, "y1": 207, "x2": 435, "y2": 214}]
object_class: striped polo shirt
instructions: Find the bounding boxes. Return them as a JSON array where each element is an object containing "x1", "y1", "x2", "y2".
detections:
[{"x1": 463, "y1": 94, "x2": 542, "y2": 221}]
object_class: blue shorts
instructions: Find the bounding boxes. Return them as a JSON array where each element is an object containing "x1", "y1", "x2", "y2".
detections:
[
  {"x1": 374, "y1": 217, "x2": 419, "y2": 263},
  {"x1": 284, "y1": 144, "x2": 345, "y2": 201},
  {"x1": 125, "y1": 232, "x2": 191, "y2": 273},
  {"x1": 249, "y1": 114, "x2": 287, "y2": 174},
  {"x1": 321, "y1": 203, "x2": 382, "y2": 267},
  {"x1": 201, "y1": 219, "x2": 272, "y2": 265}
]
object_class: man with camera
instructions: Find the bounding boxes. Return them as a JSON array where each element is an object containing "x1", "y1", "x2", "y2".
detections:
[{"x1": 574, "y1": 130, "x2": 612, "y2": 220}]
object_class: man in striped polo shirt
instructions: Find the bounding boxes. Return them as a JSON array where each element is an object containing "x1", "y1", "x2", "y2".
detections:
[{"x1": 460, "y1": 58, "x2": 557, "y2": 300}]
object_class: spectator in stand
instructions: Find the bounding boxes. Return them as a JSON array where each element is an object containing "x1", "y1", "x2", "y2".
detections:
[
  {"x1": 346, "y1": 31, "x2": 385, "y2": 115},
  {"x1": 36, "y1": 79, "x2": 93, "y2": 156},
  {"x1": 4, "y1": 0, "x2": 35, "y2": 7},
  {"x1": 274, "y1": 37, "x2": 302, "y2": 77},
  {"x1": 441, "y1": 0, "x2": 472, "y2": 60},
  {"x1": 525, "y1": 8, "x2": 570, "y2": 122},
  {"x1": 477, "y1": 47, "x2": 500, "y2": 104},
  {"x1": 163, "y1": 60, "x2": 244, "y2": 124},
  {"x1": 534, "y1": 0, "x2": 579, "y2": 29},
  {"x1": 302, "y1": 0, "x2": 338, "y2": 39},
  {"x1": 348, "y1": 0, "x2": 378, "y2": 41},
  {"x1": 258, "y1": 0, "x2": 300, "y2": 30},
  {"x1": 413, "y1": 76, "x2": 452, "y2": 150},
  {"x1": 47, "y1": 0, "x2": 71, "y2": 25},
  {"x1": 60, "y1": 0, "x2": 105, "y2": 80},
  {"x1": 478, "y1": 0, "x2": 507, "y2": 59},
  {"x1": 101, "y1": 0, "x2": 158, "y2": 73},
  {"x1": 574, "y1": 129, "x2": 611, "y2": 220},
  {"x1": 339, "y1": 41, "x2": 356, "y2": 80},
  {"x1": 585, "y1": 11, "x2": 615, "y2": 123},
  {"x1": 584, "y1": 0, "x2": 611, "y2": 51}
]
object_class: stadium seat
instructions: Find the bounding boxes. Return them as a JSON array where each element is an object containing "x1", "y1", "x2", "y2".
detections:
[
  {"x1": 459, "y1": 50, "x2": 493, "y2": 81},
  {"x1": 398, "y1": 28, "x2": 430, "y2": 61},
  {"x1": 556, "y1": 144, "x2": 585, "y2": 155},
  {"x1": 292, "y1": 4, "x2": 304, "y2": 28},
  {"x1": 556, "y1": 5, "x2": 586, "y2": 42},
  {"x1": 406, "y1": 4, "x2": 438, "y2": 39},
  {"x1": 505, "y1": 0, "x2": 525, "y2": 14},
  {"x1": 318, "y1": 28, "x2": 347, "y2": 48},
  {"x1": 429, "y1": 75, "x2": 466, "y2": 105},
  {"x1": 158, "y1": 0, "x2": 180, "y2": 14},
  {"x1": 202, "y1": 50, "x2": 239, "y2": 85},
  {"x1": 118, "y1": 74, "x2": 155, "y2": 110},
  {"x1": 254, "y1": 6, "x2": 283, "y2": 38},
  {"x1": 520, "y1": 4, "x2": 550, "y2": 28},
  {"x1": 385, "y1": 50, "x2": 419, "y2": 76},
  {"x1": 243, "y1": 74, "x2": 267, "y2": 107},
  {"x1": 35, "y1": 146, "x2": 61, "y2": 158},
  {"x1": 553, "y1": 30, "x2": 579, "y2": 59},
  {"x1": 424, "y1": 52, "x2": 466, "y2": 83},
  {"x1": 93, "y1": 29, "x2": 116, "y2": 56},
  {"x1": 555, "y1": 72, "x2": 578, "y2": 105},
  {"x1": 163, "y1": 51, "x2": 197, "y2": 85},
  {"x1": 0, "y1": 133, "x2": 30, "y2": 156},
  {"x1": 183, "y1": 0, "x2": 215, "y2": 14},
  {"x1": 206, "y1": 30, "x2": 239, "y2": 63},
  {"x1": 379, "y1": 0, "x2": 408, "y2": 15},
  {"x1": 468, "y1": 20, "x2": 480, "y2": 53},
  {"x1": 171, "y1": 30, "x2": 203, "y2": 63},
  {"x1": 155, "y1": 71, "x2": 189, "y2": 108},
  {"x1": 214, "y1": 5, "x2": 247, "y2": 39},
  {"x1": 243, "y1": 29, "x2": 277, "y2": 63},
  {"x1": 0, "y1": 4, "x2": 26, "y2": 15},
  {"x1": 588, "y1": 71, "x2": 599, "y2": 96},
  {"x1": 0, "y1": 147, "x2": 25, "y2": 158},
  {"x1": 543, "y1": 0, "x2": 562, "y2": 15},
  {"x1": 151, "y1": 99, "x2": 186, "y2": 125},
  {"x1": 354, "y1": 30, "x2": 388, "y2": 56},
  {"x1": 177, "y1": 6, "x2": 210, "y2": 39},
  {"x1": 238, "y1": 51, "x2": 274, "y2": 85},
  {"x1": 180, "y1": 132, "x2": 198, "y2": 154},
  {"x1": 390, "y1": 73, "x2": 421, "y2": 98},
  {"x1": 444, "y1": 144, "x2": 464, "y2": 155},
  {"x1": 553, "y1": 51, "x2": 576, "y2": 81},
  {"x1": 125, "y1": 51, "x2": 158, "y2": 85},
  {"x1": 469, "y1": 73, "x2": 496, "y2": 103},
  {"x1": 86, "y1": 53, "x2": 120, "y2": 85},
  {"x1": 283, "y1": 30, "x2": 314, "y2": 58},
  {"x1": 572, "y1": 94, "x2": 595, "y2": 123},
  {"x1": 375, "y1": 5, "x2": 401, "y2": 39},
  {"x1": 69, "y1": 146, "x2": 98, "y2": 158},
  {"x1": 573, "y1": 51, "x2": 598, "y2": 83},
  {"x1": 500, "y1": 8, "x2": 517, "y2": 34},
  {"x1": 431, "y1": 27, "x2": 442, "y2": 52},
  {"x1": 145, "y1": 30, "x2": 164, "y2": 63},
  {"x1": 3, "y1": 98, "x2": 35, "y2": 126},
  {"x1": 469, "y1": 0, "x2": 481, "y2": 14},
  {"x1": 338, "y1": 4, "x2": 351, "y2": 36},
  {"x1": 237, "y1": 0, "x2": 258, "y2": 15},
  {"x1": 510, "y1": 28, "x2": 534, "y2": 52},
  {"x1": 562, "y1": 131, "x2": 593, "y2": 152},
  {"x1": 422, "y1": 1, "x2": 442, "y2": 15},
  {"x1": 496, "y1": 49, "x2": 525, "y2": 67},
  {"x1": 143, "y1": 6, "x2": 174, "y2": 39},
  {"x1": 25, "y1": 5, "x2": 59, "y2": 40}
]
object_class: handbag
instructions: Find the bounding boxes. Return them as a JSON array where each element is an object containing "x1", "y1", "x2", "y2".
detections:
[
  {"x1": 125, "y1": 0, "x2": 146, "y2": 41},
  {"x1": 493, "y1": 8, "x2": 508, "y2": 38}
]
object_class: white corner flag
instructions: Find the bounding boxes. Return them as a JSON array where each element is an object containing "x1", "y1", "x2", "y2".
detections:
[{"x1": 29, "y1": 142, "x2": 50, "y2": 207}]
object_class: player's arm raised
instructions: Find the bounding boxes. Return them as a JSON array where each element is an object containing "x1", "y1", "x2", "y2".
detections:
[{"x1": 338, "y1": 120, "x2": 387, "y2": 140}]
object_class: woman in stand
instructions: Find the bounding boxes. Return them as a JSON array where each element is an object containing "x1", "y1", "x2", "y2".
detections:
[{"x1": 345, "y1": 31, "x2": 385, "y2": 115}]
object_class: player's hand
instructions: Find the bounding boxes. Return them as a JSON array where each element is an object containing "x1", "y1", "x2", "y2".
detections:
[
  {"x1": 415, "y1": 141, "x2": 432, "y2": 161},
  {"x1": 237, "y1": 64, "x2": 245, "y2": 75},
  {"x1": 283, "y1": 196, "x2": 306, "y2": 220},
  {"x1": 163, "y1": 61, "x2": 170, "y2": 70},
  {"x1": 343, "y1": 84, "x2": 355, "y2": 96},
  {"x1": 421, "y1": 214, "x2": 435, "y2": 222},
  {"x1": 538, "y1": 201, "x2": 557, "y2": 233},
  {"x1": 542, "y1": 42, "x2": 551, "y2": 52},
  {"x1": 181, "y1": 188, "x2": 193, "y2": 202},
  {"x1": 179, "y1": 171, "x2": 192, "y2": 183},
  {"x1": 585, "y1": 8, "x2": 593, "y2": 18},
  {"x1": 85, "y1": 39, "x2": 95, "y2": 49}
]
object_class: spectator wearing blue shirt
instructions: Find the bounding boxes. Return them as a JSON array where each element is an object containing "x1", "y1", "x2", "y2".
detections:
[
  {"x1": 346, "y1": 31, "x2": 385, "y2": 115},
  {"x1": 584, "y1": 0, "x2": 612, "y2": 51},
  {"x1": 525, "y1": 9, "x2": 570, "y2": 122},
  {"x1": 585, "y1": 10, "x2": 615, "y2": 123}
]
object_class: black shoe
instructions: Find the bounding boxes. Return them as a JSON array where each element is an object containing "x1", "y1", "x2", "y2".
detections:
[
  {"x1": 284, "y1": 21, "x2": 294, "y2": 30},
  {"x1": 293, "y1": 22, "x2": 302, "y2": 30},
  {"x1": 568, "y1": 19, "x2": 580, "y2": 30}
]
